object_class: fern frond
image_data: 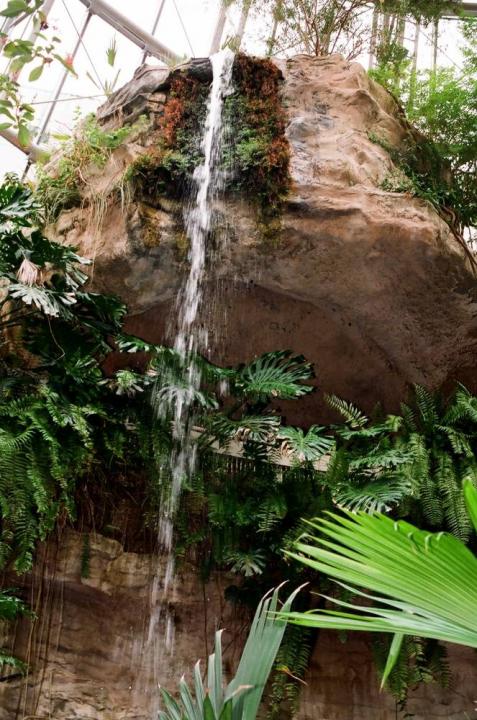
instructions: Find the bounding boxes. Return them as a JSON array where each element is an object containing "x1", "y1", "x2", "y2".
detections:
[{"x1": 326, "y1": 395, "x2": 368, "y2": 428}]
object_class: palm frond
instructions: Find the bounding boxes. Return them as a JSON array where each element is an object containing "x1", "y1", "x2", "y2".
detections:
[
  {"x1": 282, "y1": 481, "x2": 477, "y2": 654},
  {"x1": 159, "y1": 587, "x2": 301, "y2": 720}
]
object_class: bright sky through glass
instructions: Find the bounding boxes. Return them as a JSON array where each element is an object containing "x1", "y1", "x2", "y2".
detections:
[{"x1": 0, "y1": 0, "x2": 470, "y2": 177}]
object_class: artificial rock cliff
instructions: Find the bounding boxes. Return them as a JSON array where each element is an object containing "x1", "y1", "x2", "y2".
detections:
[
  {"x1": 1, "y1": 54, "x2": 477, "y2": 719},
  {"x1": 51, "y1": 53, "x2": 477, "y2": 422}
]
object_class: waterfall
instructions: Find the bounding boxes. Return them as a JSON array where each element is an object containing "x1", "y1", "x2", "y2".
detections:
[
  {"x1": 159, "y1": 49, "x2": 235, "y2": 566},
  {"x1": 138, "y1": 50, "x2": 235, "y2": 712}
]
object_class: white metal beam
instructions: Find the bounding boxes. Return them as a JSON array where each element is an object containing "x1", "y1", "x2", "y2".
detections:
[
  {"x1": 210, "y1": 1, "x2": 227, "y2": 54},
  {"x1": 78, "y1": 0, "x2": 181, "y2": 64},
  {"x1": 1, "y1": 127, "x2": 46, "y2": 161}
]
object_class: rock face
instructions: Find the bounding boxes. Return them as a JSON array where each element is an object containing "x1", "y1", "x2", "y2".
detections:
[
  {"x1": 0, "y1": 531, "x2": 247, "y2": 720},
  {"x1": 51, "y1": 53, "x2": 477, "y2": 421},
  {"x1": 6, "y1": 53, "x2": 476, "y2": 719},
  {"x1": 1, "y1": 531, "x2": 476, "y2": 720}
]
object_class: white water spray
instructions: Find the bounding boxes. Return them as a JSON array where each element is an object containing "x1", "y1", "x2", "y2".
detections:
[
  {"x1": 138, "y1": 50, "x2": 235, "y2": 712},
  {"x1": 159, "y1": 49, "x2": 235, "y2": 561}
]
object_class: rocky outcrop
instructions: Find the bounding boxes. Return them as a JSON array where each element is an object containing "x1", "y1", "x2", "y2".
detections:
[
  {"x1": 2, "y1": 531, "x2": 476, "y2": 720},
  {"x1": 0, "y1": 531, "x2": 247, "y2": 719},
  {"x1": 11, "y1": 52, "x2": 476, "y2": 720},
  {"x1": 51, "y1": 53, "x2": 477, "y2": 421}
]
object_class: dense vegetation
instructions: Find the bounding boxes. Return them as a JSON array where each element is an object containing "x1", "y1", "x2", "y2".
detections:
[
  {"x1": 369, "y1": 15, "x2": 477, "y2": 239},
  {"x1": 1, "y1": 0, "x2": 477, "y2": 716}
]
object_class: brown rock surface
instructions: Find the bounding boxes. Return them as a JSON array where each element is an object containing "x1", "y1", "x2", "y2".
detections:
[
  {"x1": 9, "y1": 52, "x2": 475, "y2": 720},
  {"x1": 50, "y1": 53, "x2": 477, "y2": 420},
  {"x1": 0, "y1": 530, "x2": 247, "y2": 720},
  {"x1": 1, "y1": 531, "x2": 476, "y2": 720}
]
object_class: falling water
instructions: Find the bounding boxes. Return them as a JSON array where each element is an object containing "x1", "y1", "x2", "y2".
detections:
[
  {"x1": 160, "y1": 49, "x2": 235, "y2": 564},
  {"x1": 138, "y1": 49, "x2": 235, "y2": 711}
]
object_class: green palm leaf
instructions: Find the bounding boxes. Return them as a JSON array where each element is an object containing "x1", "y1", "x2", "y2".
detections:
[
  {"x1": 158, "y1": 586, "x2": 301, "y2": 720},
  {"x1": 282, "y1": 480, "x2": 477, "y2": 657}
]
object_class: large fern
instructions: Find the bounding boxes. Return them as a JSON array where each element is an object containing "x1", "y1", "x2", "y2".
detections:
[{"x1": 325, "y1": 386, "x2": 477, "y2": 540}]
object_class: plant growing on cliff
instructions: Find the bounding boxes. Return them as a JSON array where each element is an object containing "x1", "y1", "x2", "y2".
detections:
[
  {"x1": 0, "y1": 589, "x2": 27, "y2": 675},
  {"x1": 370, "y1": 17, "x2": 477, "y2": 236},
  {"x1": 35, "y1": 114, "x2": 149, "y2": 223},
  {"x1": 125, "y1": 56, "x2": 291, "y2": 241},
  {"x1": 222, "y1": 54, "x2": 291, "y2": 236},
  {"x1": 0, "y1": 175, "x2": 129, "y2": 570},
  {"x1": 325, "y1": 385, "x2": 477, "y2": 542}
]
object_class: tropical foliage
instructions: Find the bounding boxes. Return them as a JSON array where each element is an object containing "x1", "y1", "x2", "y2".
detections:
[
  {"x1": 370, "y1": 16, "x2": 477, "y2": 235},
  {"x1": 324, "y1": 385, "x2": 477, "y2": 541},
  {"x1": 0, "y1": 589, "x2": 27, "y2": 673},
  {"x1": 159, "y1": 586, "x2": 300, "y2": 720},
  {"x1": 283, "y1": 480, "x2": 477, "y2": 681}
]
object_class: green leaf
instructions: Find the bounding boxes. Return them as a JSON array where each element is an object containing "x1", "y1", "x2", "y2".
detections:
[
  {"x1": 52, "y1": 53, "x2": 76, "y2": 75},
  {"x1": 381, "y1": 633, "x2": 404, "y2": 688},
  {"x1": 17, "y1": 123, "x2": 30, "y2": 148},
  {"x1": 0, "y1": 122, "x2": 12, "y2": 131},
  {"x1": 0, "y1": 0, "x2": 29, "y2": 18},
  {"x1": 236, "y1": 350, "x2": 314, "y2": 401},
  {"x1": 463, "y1": 479, "x2": 477, "y2": 533},
  {"x1": 28, "y1": 64, "x2": 43, "y2": 82},
  {"x1": 282, "y1": 509, "x2": 477, "y2": 648},
  {"x1": 106, "y1": 36, "x2": 117, "y2": 66},
  {"x1": 203, "y1": 696, "x2": 216, "y2": 720}
]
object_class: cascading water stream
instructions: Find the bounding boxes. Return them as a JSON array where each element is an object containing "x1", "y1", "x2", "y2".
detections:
[
  {"x1": 137, "y1": 50, "x2": 235, "y2": 712},
  {"x1": 159, "y1": 49, "x2": 235, "y2": 570}
]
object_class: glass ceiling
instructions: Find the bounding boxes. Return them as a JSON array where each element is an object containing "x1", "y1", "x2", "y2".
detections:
[{"x1": 0, "y1": 0, "x2": 473, "y2": 177}]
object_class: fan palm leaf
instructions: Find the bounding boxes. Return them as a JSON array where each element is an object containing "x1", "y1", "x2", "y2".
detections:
[{"x1": 281, "y1": 481, "x2": 477, "y2": 664}]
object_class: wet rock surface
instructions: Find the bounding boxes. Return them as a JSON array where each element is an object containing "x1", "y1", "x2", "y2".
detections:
[
  {"x1": 51, "y1": 54, "x2": 477, "y2": 421},
  {"x1": 8, "y1": 53, "x2": 476, "y2": 719}
]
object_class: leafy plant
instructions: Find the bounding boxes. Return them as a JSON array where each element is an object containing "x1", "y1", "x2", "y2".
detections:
[
  {"x1": 370, "y1": 16, "x2": 477, "y2": 236},
  {"x1": 0, "y1": 588, "x2": 27, "y2": 674},
  {"x1": 159, "y1": 586, "x2": 300, "y2": 720},
  {"x1": 324, "y1": 386, "x2": 477, "y2": 541},
  {"x1": 0, "y1": 0, "x2": 75, "y2": 145},
  {"x1": 282, "y1": 479, "x2": 477, "y2": 683},
  {"x1": 36, "y1": 114, "x2": 148, "y2": 222}
]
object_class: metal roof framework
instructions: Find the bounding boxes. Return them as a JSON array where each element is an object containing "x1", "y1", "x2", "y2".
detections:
[{"x1": 1, "y1": 0, "x2": 476, "y2": 162}]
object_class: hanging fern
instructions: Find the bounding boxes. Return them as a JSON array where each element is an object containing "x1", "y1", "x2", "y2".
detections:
[
  {"x1": 267, "y1": 625, "x2": 313, "y2": 719},
  {"x1": 326, "y1": 394, "x2": 369, "y2": 428}
]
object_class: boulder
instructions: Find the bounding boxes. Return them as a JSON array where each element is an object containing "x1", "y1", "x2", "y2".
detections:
[{"x1": 49, "y1": 53, "x2": 477, "y2": 422}]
